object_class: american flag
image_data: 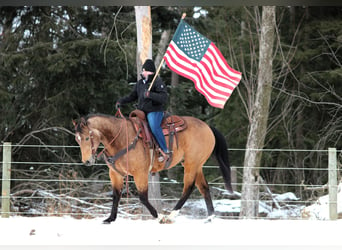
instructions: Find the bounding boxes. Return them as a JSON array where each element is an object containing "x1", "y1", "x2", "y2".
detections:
[{"x1": 164, "y1": 20, "x2": 241, "y2": 109}]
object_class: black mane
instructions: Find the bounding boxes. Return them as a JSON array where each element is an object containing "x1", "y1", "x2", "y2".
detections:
[
  {"x1": 75, "y1": 113, "x2": 118, "y2": 133},
  {"x1": 85, "y1": 113, "x2": 115, "y2": 120}
]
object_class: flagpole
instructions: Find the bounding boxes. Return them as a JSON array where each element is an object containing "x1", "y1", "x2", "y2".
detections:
[
  {"x1": 148, "y1": 13, "x2": 186, "y2": 91},
  {"x1": 148, "y1": 58, "x2": 164, "y2": 91}
]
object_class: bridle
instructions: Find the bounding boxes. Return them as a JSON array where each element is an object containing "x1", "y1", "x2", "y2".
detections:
[
  {"x1": 87, "y1": 117, "x2": 124, "y2": 161},
  {"x1": 81, "y1": 109, "x2": 141, "y2": 177},
  {"x1": 88, "y1": 130, "x2": 97, "y2": 157}
]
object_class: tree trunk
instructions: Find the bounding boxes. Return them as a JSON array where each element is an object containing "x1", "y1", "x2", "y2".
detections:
[
  {"x1": 154, "y1": 29, "x2": 171, "y2": 67},
  {"x1": 135, "y1": 6, "x2": 162, "y2": 217},
  {"x1": 294, "y1": 103, "x2": 304, "y2": 196},
  {"x1": 240, "y1": 6, "x2": 276, "y2": 219},
  {"x1": 169, "y1": 72, "x2": 179, "y2": 113}
]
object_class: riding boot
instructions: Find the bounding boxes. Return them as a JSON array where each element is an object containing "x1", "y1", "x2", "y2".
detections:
[
  {"x1": 158, "y1": 148, "x2": 169, "y2": 162},
  {"x1": 158, "y1": 149, "x2": 172, "y2": 169}
]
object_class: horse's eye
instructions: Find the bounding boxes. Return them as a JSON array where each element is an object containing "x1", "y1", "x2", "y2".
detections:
[{"x1": 85, "y1": 137, "x2": 90, "y2": 141}]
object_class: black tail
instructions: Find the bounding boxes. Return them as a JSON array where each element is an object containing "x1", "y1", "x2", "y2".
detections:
[{"x1": 210, "y1": 126, "x2": 233, "y2": 193}]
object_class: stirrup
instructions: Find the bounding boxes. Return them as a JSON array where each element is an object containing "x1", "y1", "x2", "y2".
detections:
[
  {"x1": 158, "y1": 149, "x2": 172, "y2": 169},
  {"x1": 164, "y1": 154, "x2": 172, "y2": 169},
  {"x1": 158, "y1": 149, "x2": 171, "y2": 163}
]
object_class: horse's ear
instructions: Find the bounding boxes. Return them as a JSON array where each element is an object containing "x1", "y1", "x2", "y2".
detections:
[
  {"x1": 72, "y1": 119, "x2": 78, "y2": 127},
  {"x1": 79, "y1": 117, "x2": 88, "y2": 129}
]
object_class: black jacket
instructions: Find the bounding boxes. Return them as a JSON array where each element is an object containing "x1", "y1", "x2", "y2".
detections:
[{"x1": 118, "y1": 75, "x2": 168, "y2": 114}]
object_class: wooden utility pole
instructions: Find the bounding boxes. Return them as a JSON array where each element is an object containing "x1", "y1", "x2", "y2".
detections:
[
  {"x1": 135, "y1": 6, "x2": 162, "y2": 216},
  {"x1": 135, "y1": 6, "x2": 152, "y2": 80}
]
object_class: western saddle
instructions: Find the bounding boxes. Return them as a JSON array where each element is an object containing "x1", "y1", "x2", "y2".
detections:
[{"x1": 129, "y1": 109, "x2": 187, "y2": 169}]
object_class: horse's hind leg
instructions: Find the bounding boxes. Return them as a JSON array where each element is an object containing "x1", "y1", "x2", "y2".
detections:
[
  {"x1": 173, "y1": 178, "x2": 196, "y2": 211},
  {"x1": 195, "y1": 170, "x2": 214, "y2": 217},
  {"x1": 162, "y1": 169, "x2": 214, "y2": 223},
  {"x1": 103, "y1": 169, "x2": 123, "y2": 224},
  {"x1": 160, "y1": 171, "x2": 197, "y2": 223}
]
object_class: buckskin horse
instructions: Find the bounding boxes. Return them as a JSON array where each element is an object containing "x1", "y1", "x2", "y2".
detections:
[{"x1": 73, "y1": 110, "x2": 233, "y2": 224}]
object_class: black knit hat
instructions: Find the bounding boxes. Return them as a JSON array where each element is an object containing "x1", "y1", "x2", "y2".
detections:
[{"x1": 142, "y1": 59, "x2": 156, "y2": 73}]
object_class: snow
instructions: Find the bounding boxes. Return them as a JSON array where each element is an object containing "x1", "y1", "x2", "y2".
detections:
[
  {"x1": 0, "y1": 215, "x2": 342, "y2": 248},
  {"x1": 186, "y1": 192, "x2": 300, "y2": 218},
  {"x1": 302, "y1": 183, "x2": 342, "y2": 220},
  {"x1": 2, "y1": 186, "x2": 342, "y2": 249},
  {"x1": 273, "y1": 192, "x2": 300, "y2": 202}
]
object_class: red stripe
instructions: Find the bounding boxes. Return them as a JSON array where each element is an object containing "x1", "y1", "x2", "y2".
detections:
[
  {"x1": 209, "y1": 43, "x2": 242, "y2": 81},
  {"x1": 197, "y1": 62, "x2": 234, "y2": 96},
  {"x1": 164, "y1": 54, "x2": 227, "y2": 108},
  {"x1": 202, "y1": 52, "x2": 239, "y2": 87},
  {"x1": 164, "y1": 44, "x2": 229, "y2": 107},
  {"x1": 164, "y1": 45, "x2": 228, "y2": 102},
  {"x1": 199, "y1": 57, "x2": 235, "y2": 92},
  {"x1": 167, "y1": 43, "x2": 231, "y2": 96},
  {"x1": 205, "y1": 46, "x2": 241, "y2": 85}
]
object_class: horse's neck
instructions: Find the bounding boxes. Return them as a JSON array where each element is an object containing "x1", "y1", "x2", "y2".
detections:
[{"x1": 88, "y1": 116, "x2": 132, "y2": 148}]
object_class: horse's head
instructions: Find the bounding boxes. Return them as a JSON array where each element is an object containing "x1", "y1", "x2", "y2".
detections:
[{"x1": 73, "y1": 117, "x2": 101, "y2": 166}]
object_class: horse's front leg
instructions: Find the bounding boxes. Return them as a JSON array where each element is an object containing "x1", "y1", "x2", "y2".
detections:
[
  {"x1": 103, "y1": 169, "x2": 123, "y2": 224},
  {"x1": 134, "y1": 173, "x2": 158, "y2": 218},
  {"x1": 103, "y1": 187, "x2": 122, "y2": 224}
]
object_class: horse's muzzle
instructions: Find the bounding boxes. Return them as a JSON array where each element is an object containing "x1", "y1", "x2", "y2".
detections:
[{"x1": 84, "y1": 155, "x2": 96, "y2": 166}]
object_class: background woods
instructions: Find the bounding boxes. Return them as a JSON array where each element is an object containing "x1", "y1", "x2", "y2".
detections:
[{"x1": 0, "y1": 6, "x2": 342, "y2": 216}]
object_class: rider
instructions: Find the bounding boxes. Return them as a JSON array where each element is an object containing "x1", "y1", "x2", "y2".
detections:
[{"x1": 116, "y1": 59, "x2": 171, "y2": 162}]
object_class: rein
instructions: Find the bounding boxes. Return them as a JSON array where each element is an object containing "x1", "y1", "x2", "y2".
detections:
[
  {"x1": 96, "y1": 116, "x2": 124, "y2": 160},
  {"x1": 88, "y1": 109, "x2": 139, "y2": 178},
  {"x1": 114, "y1": 108, "x2": 131, "y2": 199},
  {"x1": 105, "y1": 128, "x2": 141, "y2": 166}
]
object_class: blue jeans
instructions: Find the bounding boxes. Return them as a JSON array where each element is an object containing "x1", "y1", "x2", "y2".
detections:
[{"x1": 147, "y1": 111, "x2": 168, "y2": 153}]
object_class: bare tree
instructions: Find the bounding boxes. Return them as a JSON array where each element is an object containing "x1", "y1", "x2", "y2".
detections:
[
  {"x1": 240, "y1": 6, "x2": 276, "y2": 218},
  {"x1": 154, "y1": 29, "x2": 171, "y2": 66}
]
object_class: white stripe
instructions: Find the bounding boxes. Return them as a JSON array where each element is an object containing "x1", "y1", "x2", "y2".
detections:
[
  {"x1": 164, "y1": 51, "x2": 226, "y2": 107},
  {"x1": 167, "y1": 43, "x2": 231, "y2": 99},
  {"x1": 204, "y1": 51, "x2": 240, "y2": 88},
  {"x1": 169, "y1": 41, "x2": 236, "y2": 93},
  {"x1": 166, "y1": 44, "x2": 229, "y2": 104},
  {"x1": 208, "y1": 45, "x2": 242, "y2": 82},
  {"x1": 164, "y1": 48, "x2": 228, "y2": 100},
  {"x1": 200, "y1": 57, "x2": 235, "y2": 92}
]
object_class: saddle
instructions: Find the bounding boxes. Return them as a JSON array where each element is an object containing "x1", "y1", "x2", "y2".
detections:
[{"x1": 129, "y1": 110, "x2": 187, "y2": 168}]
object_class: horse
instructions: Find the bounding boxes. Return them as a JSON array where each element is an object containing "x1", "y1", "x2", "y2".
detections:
[{"x1": 73, "y1": 111, "x2": 233, "y2": 224}]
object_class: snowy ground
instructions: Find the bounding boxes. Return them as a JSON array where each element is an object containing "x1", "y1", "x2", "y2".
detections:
[
  {"x1": 0, "y1": 215, "x2": 341, "y2": 249},
  {"x1": 2, "y1": 184, "x2": 342, "y2": 249}
]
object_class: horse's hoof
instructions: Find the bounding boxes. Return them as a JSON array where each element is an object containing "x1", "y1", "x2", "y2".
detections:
[
  {"x1": 204, "y1": 215, "x2": 215, "y2": 223},
  {"x1": 103, "y1": 218, "x2": 113, "y2": 224},
  {"x1": 158, "y1": 215, "x2": 175, "y2": 224}
]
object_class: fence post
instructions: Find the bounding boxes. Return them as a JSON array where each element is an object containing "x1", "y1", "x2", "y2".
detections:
[
  {"x1": 1, "y1": 142, "x2": 12, "y2": 218},
  {"x1": 328, "y1": 147, "x2": 337, "y2": 220}
]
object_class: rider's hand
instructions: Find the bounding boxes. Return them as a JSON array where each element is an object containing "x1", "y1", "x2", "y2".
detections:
[{"x1": 144, "y1": 90, "x2": 151, "y2": 99}]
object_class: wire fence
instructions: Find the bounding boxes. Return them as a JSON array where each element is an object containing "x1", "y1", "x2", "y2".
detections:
[{"x1": 1, "y1": 143, "x2": 341, "y2": 220}]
